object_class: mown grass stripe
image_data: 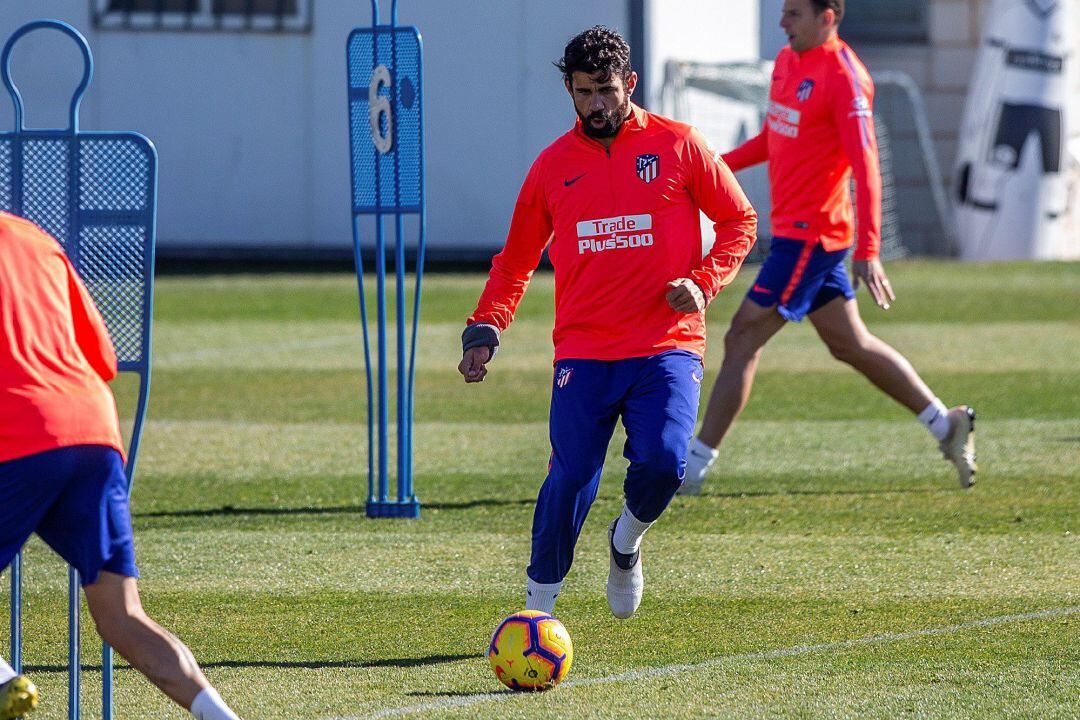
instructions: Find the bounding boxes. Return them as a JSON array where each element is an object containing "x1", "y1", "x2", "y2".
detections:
[
  {"x1": 111, "y1": 368, "x2": 1079, "y2": 423},
  {"x1": 345, "y1": 606, "x2": 1080, "y2": 719}
]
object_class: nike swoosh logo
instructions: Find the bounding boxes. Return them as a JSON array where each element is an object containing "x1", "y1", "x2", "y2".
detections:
[
  {"x1": 564, "y1": 173, "x2": 586, "y2": 187},
  {"x1": 752, "y1": 284, "x2": 773, "y2": 295}
]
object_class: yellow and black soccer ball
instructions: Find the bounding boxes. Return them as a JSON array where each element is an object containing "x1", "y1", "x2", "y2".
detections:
[{"x1": 487, "y1": 610, "x2": 573, "y2": 691}]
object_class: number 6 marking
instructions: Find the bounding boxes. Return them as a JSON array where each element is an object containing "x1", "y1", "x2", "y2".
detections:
[{"x1": 369, "y1": 65, "x2": 393, "y2": 154}]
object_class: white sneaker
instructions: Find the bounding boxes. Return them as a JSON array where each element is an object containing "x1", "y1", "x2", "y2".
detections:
[
  {"x1": 606, "y1": 519, "x2": 643, "y2": 620},
  {"x1": 677, "y1": 474, "x2": 705, "y2": 496},
  {"x1": 677, "y1": 440, "x2": 717, "y2": 496},
  {"x1": 940, "y1": 406, "x2": 977, "y2": 488}
]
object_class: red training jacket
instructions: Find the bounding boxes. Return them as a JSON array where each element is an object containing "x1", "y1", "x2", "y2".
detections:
[
  {"x1": 468, "y1": 104, "x2": 757, "y2": 362},
  {"x1": 723, "y1": 36, "x2": 882, "y2": 260},
  {"x1": 0, "y1": 212, "x2": 124, "y2": 463}
]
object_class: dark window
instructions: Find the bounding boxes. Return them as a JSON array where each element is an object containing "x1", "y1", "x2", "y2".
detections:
[
  {"x1": 94, "y1": 0, "x2": 311, "y2": 32},
  {"x1": 842, "y1": 0, "x2": 929, "y2": 44},
  {"x1": 211, "y1": 0, "x2": 298, "y2": 15},
  {"x1": 107, "y1": 0, "x2": 197, "y2": 9}
]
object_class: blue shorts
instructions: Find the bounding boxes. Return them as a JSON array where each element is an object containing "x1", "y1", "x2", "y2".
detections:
[
  {"x1": 746, "y1": 237, "x2": 855, "y2": 322},
  {"x1": 0, "y1": 445, "x2": 139, "y2": 586}
]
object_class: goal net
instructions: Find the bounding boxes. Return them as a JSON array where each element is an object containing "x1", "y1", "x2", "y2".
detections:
[{"x1": 662, "y1": 60, "x2": 955, "y2": 260}]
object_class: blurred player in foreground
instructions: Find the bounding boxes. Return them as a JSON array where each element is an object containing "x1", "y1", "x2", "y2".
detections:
[
  {"x1": 458, "y1": 27, "x2": 756, "y2": 618},
  {"x1": 682, "y1": 0, "x2": 976, "y2": 494},
  {"x1": 0, "y1": 212, "x2": 243, "y2": 720}
]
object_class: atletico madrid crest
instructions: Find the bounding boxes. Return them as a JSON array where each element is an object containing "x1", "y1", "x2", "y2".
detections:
[
  {"x1": 636, "y1": 154, "x2": 660, "y2": 183},
  {"x1": 797, "y1": 79, "x2": 815, "y2": 102},
  {"x1": 556, "y1": 367, "x2": 573, "y2": 388}
]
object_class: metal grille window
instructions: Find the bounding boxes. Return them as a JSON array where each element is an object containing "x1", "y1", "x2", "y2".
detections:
[
  {"x1": 93, "y1": 0, "x2": 312, "y2": 33},
  {"x1": 843, "y1": 0, "x2": 930, "y2": 44}
]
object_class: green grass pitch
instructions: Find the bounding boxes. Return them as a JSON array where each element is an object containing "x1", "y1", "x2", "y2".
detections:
[{"x1": 6, "y1": 261, "x2": 1079, "y2": 719}]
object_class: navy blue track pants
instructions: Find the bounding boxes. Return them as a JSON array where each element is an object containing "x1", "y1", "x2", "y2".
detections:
[{"x1": 527, "y1": 350, "x2": 703, "y2": 584}]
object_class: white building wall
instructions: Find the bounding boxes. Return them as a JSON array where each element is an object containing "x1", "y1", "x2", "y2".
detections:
[
  {"x1": 1, "y1": 0, "x2": 637, "y2": 254},
  {"x1": 11, "y1": 2, "x2": 1070, "y2": 257}
]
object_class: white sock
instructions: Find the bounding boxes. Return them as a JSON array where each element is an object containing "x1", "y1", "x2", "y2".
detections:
[
  {"x1": 525, "y1": 578, "x2": 562, "y2": 614},
  {"x1": 684, "y1": 437, "x2": 719, "y2": 482},
  {"x1": 918, "y1": 398, "x2": 951, "y2": 442},
  {"x1": 612, "y1": 505, "x2": 654, "y2": 555},
  {"x1": 0, "y1": 657, "x2": 15, "y2": 685},
  {"x1": 190, "y1": 687, "x2": 241, "y2": 720}
]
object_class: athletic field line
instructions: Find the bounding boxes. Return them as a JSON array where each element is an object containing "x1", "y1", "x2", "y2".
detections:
[{"x1": 328, "y1": 605, "x2": 1078, "y2": 720}]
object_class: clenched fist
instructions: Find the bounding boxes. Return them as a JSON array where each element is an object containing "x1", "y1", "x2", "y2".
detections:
[
  {"x1": 458, "y1": 346, "x2": 492, "y2": 383},
  {"x1": 666, "y1": 278, "x2": 706, "y2": 314}
]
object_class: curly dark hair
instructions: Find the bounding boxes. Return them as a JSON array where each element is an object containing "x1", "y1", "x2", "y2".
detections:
[
  {"x1": 809, "y1": 0, "x2": 844, "y2": 23},
  {"x1": 554, "y1": 26, "x2": 633, "y2": 85}
]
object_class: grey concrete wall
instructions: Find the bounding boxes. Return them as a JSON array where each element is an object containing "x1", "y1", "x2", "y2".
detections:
[{"x1": 854, "y1": 0, "x2": 986, "y2": 191}]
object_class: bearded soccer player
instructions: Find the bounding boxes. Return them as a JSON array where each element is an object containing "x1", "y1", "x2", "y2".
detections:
[
  {"x1": 457, "y1": 26, "x2": 756, "y2": 618},
  {"x1": 681, "y1": 0, "x2": 976, "y2": 495},
  {"x1": 0, "y1": 213, "x2": 243, "y2": 720}
]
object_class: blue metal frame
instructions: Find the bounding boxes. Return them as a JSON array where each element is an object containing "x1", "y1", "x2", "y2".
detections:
[
  {"x1": 346, "y1": 0, "x2": 425, "y2": 518},
  {"x1": 1, "y1": 19, "x2": 158, "y2": 720}
]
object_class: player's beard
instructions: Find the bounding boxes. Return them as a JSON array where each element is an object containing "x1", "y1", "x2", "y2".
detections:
[{"x1": 580, "y1": 97, "x2": 631, "y2": 140}]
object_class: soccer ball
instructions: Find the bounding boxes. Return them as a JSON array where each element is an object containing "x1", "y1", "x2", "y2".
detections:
[{"x1": 487, "y1": 610, "x2": 573, "y2": 691}]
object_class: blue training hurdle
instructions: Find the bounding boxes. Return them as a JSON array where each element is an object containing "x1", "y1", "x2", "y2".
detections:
[
  {"x1": 346, "y1": 0, "x2": 426, "y2": 519},
  {"x1": 1, "y1": 20, "x2": 157, "y2": 720}
]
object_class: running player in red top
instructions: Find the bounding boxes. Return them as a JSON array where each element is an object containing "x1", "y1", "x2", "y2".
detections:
[
  {"x1": 681, "y1": 0, "x2": 976, "y2": 494},
  {"x1": 0, "y1": 213, "x2": 243, "y2": 720},
  {"x1": 457, "y1": 27, "x2": 756, "y2": 618}
]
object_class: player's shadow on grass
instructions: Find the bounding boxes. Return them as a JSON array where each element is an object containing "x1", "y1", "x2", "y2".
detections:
[
  {"x1": 424, "y1": 498, "x2": 535, "y2": 510},
  {"x1": 697, "y1": 486, "x2": 944, "y2": 499},
  {"x1": 134, "y1": 488, "x2": 943, "y2": 520},
  {"x1": 135, "y1": 504, "x2": 366, "y2": 519},
  {"x1": 135, "y1": 498, "x2": 535, "y2": 519},
  {"x1": 406, "y1": 689, "x2": 515, "y2": 698},
  {"x1": 198, "y1": 652, "x2": 481, "y2": 671},
  {"x1": 26, "y1": 653, "x2": 479, "y2": 674}
]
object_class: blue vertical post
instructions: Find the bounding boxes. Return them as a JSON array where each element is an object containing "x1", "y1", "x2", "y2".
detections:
[
  {"x1": 9, "y1": 555, "x2": 21, "y2": 673},
  {"x1": 375, "y1": 211, "x2": 389, "y2": 502},
  {"x1": 347, "y1": 0, "x2": 423, "y2": 517},
  {"x1": 390, "y1": 0, "x2": 407, "y2": 504},
  {"x1": 395, "y1": 212, "x2": 406, "y2": 503},
  {"x1": 69, "y1": 569, "x2": 80, "y2": 720}
]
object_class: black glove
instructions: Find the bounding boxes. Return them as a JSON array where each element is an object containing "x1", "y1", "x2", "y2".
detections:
[{"x1": 461, "y1": 323, "x2": 500, "y2": 359}]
